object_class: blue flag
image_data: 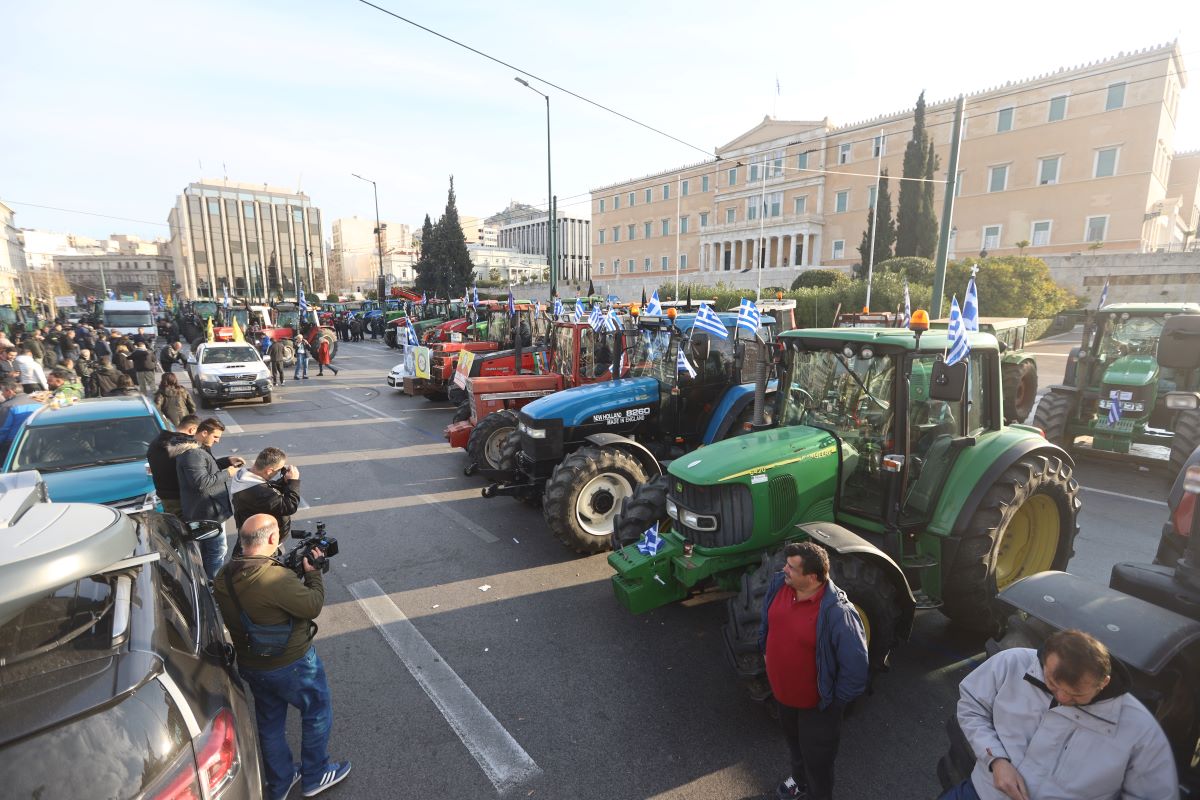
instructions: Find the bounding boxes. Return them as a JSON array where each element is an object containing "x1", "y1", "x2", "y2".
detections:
[
  {"x1": 946, "y1": 296, "x2": 970, "y2": 366},
  {"x1": 1108, "y1": 389, "x2": 1122, "y2": 426},
  {"x1": 636, "y1": 522, "x2": 666, "y2": 556},
  {"x1": 588, "y1": 304, "x2": 604, "y2": 331},
  {"x1": 963, "y1": 278, "x2": 979, "y2": 333},
  {"x1": 694, "y1": 303, "x2": 730, "y2": 339},
  {"x1": 223, "y1": 284, "x2": 231, "y2": 308},
  {"x1": 645, "y1": 290, "x2": 662, "y2": 317},
  {"x1": 676, "y1": 346, "x2": 696, "y2": 378},
  {"x1": 604, "y1": 307, "x2": 620, "y2": 332},
  {"x1": 421, "y1": 291, "x2": 428, "y2": 306},
  {"x1": 507, "y1": 288, "x2": 516, "y2": 316},
  {"x1": 736, "y1": 298, "x2": 761, "y2": 334}
]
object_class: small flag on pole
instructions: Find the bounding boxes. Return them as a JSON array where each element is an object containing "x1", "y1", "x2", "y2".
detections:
[
  {"x1": 405, "y1": 321, "x2": 419, "y2": 347},
  {"x1": 694, "y1": 303, "x2": 730, "y2": 339},
  {"x1": 1108, "y1": 390, "x2": 1122, "y2": 426},
  {"x1": 507, "y1": 288, "x2": 516, "y2": 316},
  {"x1": 574, "y1": 298, "x2": 585, "y2": 322},
  {"x1": 421, "y1": 291, "x2": 428, "y2": 306},
  {"x1": 298, "y1": 281, "x2": 308, "y2": 315},
  {"x1": 1099, "y1": 278, "x2": 1109, "y2": 309},
  {"x1": 472, "y1": 285, "x2": 479, "y2": 307},
  {"x1": 736, "y1": 298, "x2": 761, "y2": 334},
  {"x1": 223, "y1": 285, "x2": 231, "y2": 309},
  {"x1": 553, "y1": 297, "x2": 563, "y2": 317},
  {"x1": 588, "y1": 304, "x2": 604, "y2": 331},
  {"x1": 604, "y1": 307, "x2": 620, "y2": 332},
  {"x1": 645, "y1": 290, "x2": 662, "y2": 317},
  {"x1": 963, "y1": 278, "x2": 979, "y2": 333},
  {"x1": 946, "y1": 296, "x2": 970, "y2": 366},
  {"x1": 636, "y1": 522, "x2": 666, "y2": 556},
  {"x1": 677, "y1": 346, "x2": 697, "y2": 378},
  {"x1": 902, "y1": 281, "x2": 911, "y2": 327}
]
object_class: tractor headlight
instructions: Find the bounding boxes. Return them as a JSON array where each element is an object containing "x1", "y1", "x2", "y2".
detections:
[
  {"x1": 666, "y1": 498, "x2": 678, "y2": 520},
  {"x1": 519, "y1": 422, "x2": 546, "y2": 439},
  {"x1": 1166, "y1": 392, "x2": 1200, "y2": 411},
  {"x1": 679, "y1": 508, "x2": 717, "y2": 531}
]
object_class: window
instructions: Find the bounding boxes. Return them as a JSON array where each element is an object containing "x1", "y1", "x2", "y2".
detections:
[
  {"x1": 832, "y1": 240, "x2": 845, "y2": 259},
  {"x1": 988, "y1": 164, "x2": 1008, "y2": 193},
  {"x1": 702, "y1": 175, "x2": 710, "y2": 192},
  {"x1": 644, "y1": 221, "x2": 653, "y2": 239},
  {"x1": 1031, "y1": 220, "x2": 1052, "y2": 247},
  {"x1": 612, "y1": 227, "x2": 620, "y2": 242},
  {"x1": 628, "y1": 224, "x2": 636, "y2": 240},
  {"x1": 1094, "y1": 147, "x2": 1119, "y2": 178},
  {"x1": 645, "y1": 188, "x2": 652, "y2": 203},
  {"x1": 728, "y1": 166, "x2": 738, "y2": 185},
  {"x1": 955, "y1": 170, "x2": 964, "y2": 197},
  {"x1": 1085, "y1": 216, "x2": 1108, "y2": 243},
  {"x1": 207, "y1": 199, "x2": 220, "y2": 215},
  {"x1": 839, "y1": 143, "x2": 851, "y2": 164},
  {"x1": 748, "y1": 198, "x2": 758, "y2": 221},
  {"x1": 629, "y1": 192, "x2": 636, "y2": 206},
  {"x1": 873, "y1": 135, "x2": 886, "y2": 157},
  {"x1": 750, "y1": 161, "x2": 760, "y2": 183},
  {"x1": 797, "y1": 151, "x2": 809, "y2": 171},
  {"x1": 661, "y1": 256, "x2": 669, "y2": 270},
  {"x1": 681, "y1": 180, "x2": 689, "y2": 196},
  {"x1": 835, "y1": 190, "x2": 849, "y2": 213},
  {"x1": 997, "y1": 106, "x2": 1014, "y2": 133},
  {"x1": 628, "y1": 259, "x2": 635, "y2": 273},
  {"x1": 726, "y1": 208, "x2": 736, "y2": 224},
  {"x1": 795, "y1": 196, "x2": 808, "y2": 214},
  {"x1": 662, "y1": 183, "x2": 670, "y2": 200},
  {"x1": 613, "y1": 194, "x2": 620, "y2": 210},
  {"x1": 1048, "y1": 94, "x2": 1067, "y2": 122},
  {"x1": 679, "y1": 216, "x2": 689, "y2": 234},
  {"x1": 644, "y1": 258, "x2": 651, "y2": 272},
  {"x1": 599, "y1": 198, "x2": 605, "y2": 212},
  {"x1": 868, "y1": 185, "x2": 877, "y2": 209},
  {"x1": 1106, "y1": 82, "x2": 1126, "y2": 111},
  {"x1": 982, "y1": 225, "x2": 1001, "y2": 250},
  {"x1": 243, "y1": 204, "x2": 254, "y2": 219},
  {"x1": 598, "y1": 261, "x2": 605, "y2": 274},
  {"x1": 699, "y1": 212, "x2": 709, "y2": 228},
  {"x1": 598, "y1": 229, "x2": 605, "y2": 244},
  {"x1": 680, "y1": 254, "x2": 687, "y2": 269},
  {"x1": 1038, "y1": 156, "x2": 1061, "y2": 185}
]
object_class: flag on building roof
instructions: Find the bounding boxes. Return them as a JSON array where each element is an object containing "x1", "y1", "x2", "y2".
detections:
[
  {"x1": 574, "y1": 298, "x2": 585, "y2": 322},
  {"x1": 677, "y1": 346, "x2": 697, "y2": 378},
  {"x1": 636, "y1": 522, "x2": 666, "y2": 556},
  {"x1": 1108, "y1": 389, "x2": 1121, "y2": 426},
  {"x1": 694, "y1": 303, "x2": 730, "y2": 339},
  {"x1": 963, "y1": 277, "x2": 979, "y2": 333},
  {"x1": 945, "y1": 296, "x2": 970, "y2": 366},
  {"x1": 645, "y1": 289, "x2": 662, "y2": 317},
  {"x1": 736, "y1": 298, "x2": 761, "y2": 334},
  {"x1": 902, "y1": 280, "x2": 911, "y2": 327},
  {"x1": 1099, "y1": 278, "x2": 1110, "y2": 309}
]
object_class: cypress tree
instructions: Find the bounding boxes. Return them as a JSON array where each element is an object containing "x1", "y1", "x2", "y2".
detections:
[
  {"x1": 857, "y1": 170, "x2": 896, "y2": 273},
  {"x1": 414, "y1": 213, "x2": 437, "y2": 293},
  {"x1": 917, "y1": 140, "x2": 940, "y2": 258},
  {"x1": 438, "y1": 176, "x2": 475, "y2": 297},
  {"x1": 896, "y1": 92, "x2": 928, "y2": 257}
]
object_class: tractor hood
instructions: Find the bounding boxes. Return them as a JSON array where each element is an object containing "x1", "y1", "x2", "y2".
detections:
[
  {"x1": 1102, "y1": 355, "x2": 1159, "y2": 388},
  {"x1": 522, "y1": 377, "x2": 658, "y2": 427},
  {"x1": 669, "y1": 424, "x2": 838, "y2": 485}
]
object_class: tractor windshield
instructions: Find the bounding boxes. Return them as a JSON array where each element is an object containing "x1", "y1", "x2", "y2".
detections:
[
  {"x1": 1097, "y1": 313, "x2": 1165, "y2": 359},
  {"x1": 552, "y1": 326, "x2": 576, "y2": 377},
  {"x1": 627, "y1": 329, "x2": 677, "y2": 384},
  {"x1": 780, "y1": 346, "x2": 895, "y2": 438},
  {"x1": 275, "y1": 309, "x2": 298, "y2": 328}
]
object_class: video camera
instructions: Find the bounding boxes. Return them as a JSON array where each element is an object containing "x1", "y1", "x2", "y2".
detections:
[{"x1": 281, "y1": 521, "x2": 339, "y2": 576}]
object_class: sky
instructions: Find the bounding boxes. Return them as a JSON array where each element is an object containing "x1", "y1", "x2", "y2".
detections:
[{"x1": 1, "y1": 0, "x2": 1195, "y2": 242}]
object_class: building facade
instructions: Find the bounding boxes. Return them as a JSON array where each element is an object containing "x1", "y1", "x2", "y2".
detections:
[
  {"x1": 467, "y1": 244, "x2": 547, "y2": 284},
  {"x1": 53, "y1": 253, "x2": 174, "y2": 300},
  {"x1": 167, "y1": 180, "x2": 326, "y2": 301},
  {"x1": 0, "y1": 202, "x2": 24, "y2": 305},
  {"x1": 488, "y1": 201, "x2": 591, "y2": 288},
  {"x1": 591, "y1": 42, "x2": 1193, "y2": 292},
  {"x1": 330, "y1": 216, "x2": 417, "y2": 293}
]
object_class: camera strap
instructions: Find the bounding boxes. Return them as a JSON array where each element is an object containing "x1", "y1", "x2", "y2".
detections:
[{"x1": 223, "y1": 562, "x2": 294, "y2": 658}]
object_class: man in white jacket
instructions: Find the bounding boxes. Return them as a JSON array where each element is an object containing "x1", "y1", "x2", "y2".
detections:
[
  {"x1": 941, "y1": 629, "x2": 1176, "y2": 800},
  {"x1": 15, "y1": 346, "x2": 47, "y2": 393}
]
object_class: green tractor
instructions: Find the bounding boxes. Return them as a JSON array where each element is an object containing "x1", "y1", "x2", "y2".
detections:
[
  {"x1": 931, "y1": 316, "x2": 1037, "y2": 425},
  {"x1": 1033, "y1": 302, "x2": 1200, "y2": 476},
  {"x1": 609, "y1": 319, "x2": 1081, "y2": 701}
]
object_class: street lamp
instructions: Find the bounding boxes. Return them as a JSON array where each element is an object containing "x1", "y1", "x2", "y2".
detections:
[
  {"x1": 351, "y1": 172, "x2": 385, "y2": 301},
  {"x1": 514, "y1": 77, "x2": 555, "y2": 298}
]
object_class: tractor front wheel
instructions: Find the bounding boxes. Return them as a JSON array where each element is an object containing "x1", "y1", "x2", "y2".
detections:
[
  {"x1": 1031, "y1": 391, "x2": 1071, "y2": 446},
  {"x1": 544, "y1": 446, "x2": 649, "y2": 554},
  {"x1": 941, "y1": 453, "x2": 1079, "y2": 633},
  {"x1": 497, "y1": 429, "x2": 540, "y2": 507},
  {"x1": 447, "y1": 385, "x2": 467, "y2": 406},
  {"x1": 1002, "y1": 360, "x2": 1038, "y2": 424},
  {"x1": 1168, "y1": 409, "x2": 1200, "y2": 483},
  {"x1": 613, "y1": 475, "x2": 669, "y2": 547},
  {"x1": 451, "y1": 402, "x2": 471, "y2": 424},
  {"x1": 467, "y1": 410, "x2": 518, "y2": 471}
]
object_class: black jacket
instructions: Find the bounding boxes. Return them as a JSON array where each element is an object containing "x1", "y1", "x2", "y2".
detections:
[
  {"x1": 88, "y1": 364, "x2": 122, "y2": 397},
  {"x1": 159, "y1": 347, "x2": 185, "y2": 373},
  {"x1": 230, "y1": 467, "x2": 302, "y2": 539},
  {"x1": 131, "y1": 347, "x2": 155, "y2": 372},
  {"x1": 147, "y1": 431, "x2": 194, "y2": 500}
]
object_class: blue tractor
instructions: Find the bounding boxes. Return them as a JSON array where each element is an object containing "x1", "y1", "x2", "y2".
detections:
[{"x1": 482, "y1": 311, "x2": 775, "y2": 554}]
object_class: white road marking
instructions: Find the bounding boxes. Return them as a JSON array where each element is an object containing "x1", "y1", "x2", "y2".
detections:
[
  {"x1": 416, "y1": 492, "x2": 499, "y2": 543},
  {"x1": 328, "y1": 390, "x2": 404, "y2": 421},
  {"x1": 213, "y1": 409, "x2": 244, "y2": 433},
  {"x1": 1081, "y1": 486, "x2": 1168, "y2": 507},
  {"x1": 348, "y1": 579, "x2": 542, "y2": 794}
]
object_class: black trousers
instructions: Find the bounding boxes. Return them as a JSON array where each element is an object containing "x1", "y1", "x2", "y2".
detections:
[
  {"x1": 271, "y1": 361, "x2": 285, "y2": 384},
  {"x1": 777, "y1": 702, "x2": 843, "y2": 800}
]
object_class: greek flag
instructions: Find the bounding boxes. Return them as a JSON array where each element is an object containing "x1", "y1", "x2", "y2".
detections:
[
  {"x1": 694, "y1": 303, "x2": 730, "y2": 339},
  {"x1": 604, "y1": 307, "x2": 620, "y2": 332},
  {"x1": 903, "y1": 281, "x2": 911, "y2": 327},
  {"x1": 588, "y1": 304, "x2": 604, "y2": 331},
  {"x1": 298, "y1": 281, "x2": 308, "y2": 314},
  {"x1": 1108, "y1": 390, "x2": 1122, "y2": 426},
  {"x1": 1099, "y1": 278, "x2": 1109, "y2": 309},
  {"x1": 107, "y1": 288, "x2": 116, "y2": 300},
  {"x1": 945, "y1": 296, "x2": 970, "y2": 367},
  {"x1": 617, "y1": 349, "x2": 627, "y2": 375},
  {"x1": 676, "y1": 346, "x2": 696, "y2": 378},
  {"x1": 472, "y1": 285, "x2": 479, "y2": 307},
  {"x1": 553, "y1": 297, "x2": 563, "y2": 317},
  {"x1": 421, "y1": 291, "x2": 428, "y2": 306},
  {"x1": 736, "y1": 298, "x2": 761, "y2": 334},
  {"x1": 223, "y1": 285, "x2": 231, "y2": 308},
  {"x1": 462, "y1": 288, "x2": 469, "y2": 306},
  {"x1": 636, "y1": 522, "x2": 666, "y2": 556},
  {"x1": 963, "y1": 278, "x2": 979, "y2": 333},
  {"x1": 645, "y1": 290, "x2": 663, "y2": 316},
  {"x1": 406, "y1": 321, "x2": 419, "y2": 347},
  {"x1": 574, "y1": 298, "x2": 585, "y2": 322}
]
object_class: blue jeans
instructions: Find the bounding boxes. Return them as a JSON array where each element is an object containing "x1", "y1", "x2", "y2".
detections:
[
  {"x1": 294, "y1": 353, "x2": 308, "y2": 379},
  {"x1": 239, "y1": 647, "x2": 333, "y2": 799},
  {"x1": 199, "y1": 530, "x2": 227, "y2": 581},
  {"x1": 938, "y1": 779, "x2": 981, "y2": 800}
]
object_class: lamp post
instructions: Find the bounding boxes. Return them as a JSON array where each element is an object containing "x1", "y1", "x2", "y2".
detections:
[
  {"x1": 514, "y1": 77, "x2": 555, "y2": 299},
  {"x1": 351, "y1": 172, "x2": 385, "y2": 301}
]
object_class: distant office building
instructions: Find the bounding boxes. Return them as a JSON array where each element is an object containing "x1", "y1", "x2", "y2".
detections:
[
  {"x1": 461, "y1": 216, "x2": 499, "y2": 247},
  {"x1": 489, "y1": 201, "x2": 591, "y2": 287},
  {"x1": 330, "y1": 216, "x2": 417, "y2": 293},
  {"x1": 167, "y1": 179, "x2": 326, "y2": 301},
  {"x1": 0, "y1": 201, "x2": 24, "y2": 306}
]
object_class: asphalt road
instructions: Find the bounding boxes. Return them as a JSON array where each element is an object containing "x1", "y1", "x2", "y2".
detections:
[{"x1": 203, "y1": 332, "x2": 1171, "y2": 800}]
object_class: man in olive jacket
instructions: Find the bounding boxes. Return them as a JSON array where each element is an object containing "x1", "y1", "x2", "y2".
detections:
[{"x1": 213, "y1": 515, "x2": 351, "y2": 800}]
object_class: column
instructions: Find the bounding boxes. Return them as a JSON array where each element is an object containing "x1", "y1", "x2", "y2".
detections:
[
  {"x1": 812, "y1": 233, "x2": 822, "y2": 266},
  {"x1": 773, "y1": 236, "x2": 783, "y2": 268}
]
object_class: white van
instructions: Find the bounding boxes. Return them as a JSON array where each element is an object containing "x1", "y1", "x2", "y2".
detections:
[{"x1": 100, "y1": 300, "x2": 154, "y2": 336}]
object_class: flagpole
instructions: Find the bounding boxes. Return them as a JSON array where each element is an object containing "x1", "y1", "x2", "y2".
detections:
[
  {"x1": 865, "y1": 143, "x2": 883, "y2": 312},
  {"x1": 756, "y1": 162, "x2": 767, "y2": 302},
  {"x1": 674, "y1": 173, "x2": 682, "y2": 300}
]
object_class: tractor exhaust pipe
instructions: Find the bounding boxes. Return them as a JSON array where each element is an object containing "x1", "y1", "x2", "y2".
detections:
[{"x1": 752, "y1": 342, "x2": 768, "y2": 427}]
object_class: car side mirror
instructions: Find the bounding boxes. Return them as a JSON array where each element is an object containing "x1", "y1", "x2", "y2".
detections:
[
  {"x1": 929, "y1": 359, "x2": 967, "y2": 402},
  {"x1": 184, "y1": 520, "x2": 224, "y2": 541}
]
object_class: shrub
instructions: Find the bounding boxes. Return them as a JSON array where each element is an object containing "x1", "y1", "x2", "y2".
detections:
[{"x1": 791, "y1": 270, "x2": 847, "y2": 289}]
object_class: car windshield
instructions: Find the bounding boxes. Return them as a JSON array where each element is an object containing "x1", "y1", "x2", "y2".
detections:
[
  {"x1": 780, "y1": 346, "x2": 895, "y2": 434},
  {"x1": 1098, "y1": 313, "x2": 1165, "y2": 357},
  {"x1": 11, "y1": 416, "x2": 161, "y2": 473},
  {"x1": 200, "y1": 346, "x2": 260, "y2": 364},
  {"x1": 103, "y1": 311, "x2": 153, "y2": 327},
  {"x1": 627, "y1": 328, "x2": 677, "y2": 384}
]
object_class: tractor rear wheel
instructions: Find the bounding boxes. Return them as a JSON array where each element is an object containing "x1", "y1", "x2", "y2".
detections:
[
  {"x1": 384, "y1": 329, "x2": 398, "y2": 349},
  {"x1": 723, "y1": 547, "x2": 903, "y2": 705},
  {"x1": 613, "y1": 475, "x2": 669, "y2": 547},
  {"x1": 451, "y1": 402, "x2": 471, "y2": 423},
  {"x1": 467, "y1": 410, "x2": 518, "y2": 471},
  {"x1": 941, "y1": 453, "x2": 1079, "y2": 633},
  {"x1": 278, "y1": 339, "x2": 296, "y2": 368},
  {"x1": 1031, "y1": 391, "x2": 1071, "y2": 446},
  {"x1": 1002, "y1": 360, "x2": 1038, "y2": 424},
  {"x1": 497, "y1": 429, "x2": 540, "y2": 507},
  {"x1": 544, "y1": 446, "x2": 649, "y2": 554},
  {"x1": 1169, "y1": 409, "x2": 1200, "y2": 483}
]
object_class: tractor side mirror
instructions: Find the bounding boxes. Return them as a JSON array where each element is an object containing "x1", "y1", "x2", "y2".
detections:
[
  {"x1": 929, "y1": 360, "x2": 967, "y2": 402},
  {"x1": 1158, "y1": 315, "x2": 1200, "y2": 370}
]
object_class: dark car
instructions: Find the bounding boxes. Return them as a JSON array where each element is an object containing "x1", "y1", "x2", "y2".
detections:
[{"x1": 0, "y1": 473, "x2": 263, "y2": 799}]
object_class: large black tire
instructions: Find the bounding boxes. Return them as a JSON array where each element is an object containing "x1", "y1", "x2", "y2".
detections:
[
  {"x1": 723, "y1": 547, "x2": 904, "y2": 705},
  {"x1": 451, "y1": 402, "x2": 471, "y2": 423},
  {"x1": 940, "y1": 453, "x2": 1080, "y2": 633},
  {"x1": 497, "y1": 429, "x2": 540, "y2": 507},
  {"x1": 262, "y1": 393, "x2": 272, "y2": 404},
  {"x1": 1001, "y1": 359, "x2": 1038, "y2": 425},
  {"x1": 613, "y1": 475, "x2": 669, "y2": 548},
  {"x1": 1168, "y1": 410, "x2": 1200, "y2": 483},
  {"x1": 543, "y1": 446, "x2": 649, "y2": 554},
  {"x1": 384, "y1": 329, "x2": 398, "y2": 349},
  {"x1": 278, "y1": 339, "x2": 296, "y2": 368},
  {"x1": 447, "y1": 385, "x2": 467, "y2": 406},
  {"x1": 197, "y1": 393, "x2": 211, "y2": 410},
  {"x1": 466, "y1": 410, "x2": 518, "y2": 471},
  {"x1": 1031, "y1": 391, "x2": 1072, "y2": 446}
]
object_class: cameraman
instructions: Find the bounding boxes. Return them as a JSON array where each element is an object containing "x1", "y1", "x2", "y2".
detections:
[
  {"x1": 214, "y1": 514, "x2": 351, "y2": 799},
  {"x1": 231, "y1": 446, "x2": 301, "y2": 539}
]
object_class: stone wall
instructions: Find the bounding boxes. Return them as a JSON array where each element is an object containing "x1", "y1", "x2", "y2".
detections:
[{"x1": 1041, "y1": 251, "x2": 1200, "y2": 304}]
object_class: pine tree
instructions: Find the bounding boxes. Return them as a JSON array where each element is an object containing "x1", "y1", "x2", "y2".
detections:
[
  {"x1": 917, "y1": 140, "x2": 940, "y2": 258},
  {"x1": 896, "y1": 92, "x2": 928, "y2": 257},
  {"x1": 438, "y1": 176, "x2": 475, "y2": 297},
  {"x1": 414, "y1": 213, "x2": 437, "y2": 293}
]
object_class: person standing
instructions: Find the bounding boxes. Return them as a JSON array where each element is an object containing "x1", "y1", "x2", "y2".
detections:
[
  {"x1": 230, "y1": 447, "x2": 302, "y2": 539},
  {"x1": 0, "y1": 348, "x2": 17, "y2": 381},
  {"x1": 315, "y1": 337, "x2": 337, "y2": 377},
  {"x1": 154, "y1": 372, "x2": 197, "y2": 426},
  {"x1": 760, "y1": 542, "x2": 868, "y2": 800},
  {"x1": 88, "y1": 356, "x2": 122, "y2": 397},
  {"x1": 15, "y1": 346, "x2": 47, "y2": 393},
  {"x1": 74, "y1": 348, "x2": 95, "y2": 388},
  {"x1": 213, "y1": 514, "x2": 352, "y2": 799},
  {"x1": 0, "y1": 377, "x2": 42, "y2": 459},
  {"x1": 113, "y1": 343, "x2": 135, "y2": 383},
  {"x1": 131, "y1": 341, "x2": 157, "y2": 395},
  {"x1": 293, "y1": 335, "x2": 310, "y2": 380},
  {"x1": 176, "y1": 417, "x2": 244, "y2": 580},
  {"x1": 46, "y1": 367, "x2": 84, "y2": 403},
  {"x1": 159, "y1": 341, "x2": 186, "y2": 375},
  {"x1": 146, "y1": 414, "x2": 199, "y2": 517},
  {"x1": 268, "y1": 337, "x2": 289, "y2": 386},
  {"x1": 941, "y1": 629, "x2": 1176, "y2": 800}
]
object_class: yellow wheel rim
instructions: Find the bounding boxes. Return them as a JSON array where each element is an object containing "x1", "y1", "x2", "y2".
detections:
[
  {"x1": 853, "y1": 602, "x2": 872, "y2": 648},
  {"x1": 995, "y1": 493, "x2": 1060, "y2": 588}
]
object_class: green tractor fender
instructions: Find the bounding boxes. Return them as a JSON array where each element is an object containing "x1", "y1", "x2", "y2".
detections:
[
  {"x1": 801, "y1": 521, "x2": 916, "y2": 643},
  {"x1": 584, "y1": 432, "x2": 663, "y2": 479}
]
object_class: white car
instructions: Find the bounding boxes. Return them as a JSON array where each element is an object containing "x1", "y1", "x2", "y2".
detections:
[
  {"x1": 387, "y1": 345, "x2": 417, "y2": 389},
  {"x1": 188, "y1": 341, "x2": 273, "y2": 408}
]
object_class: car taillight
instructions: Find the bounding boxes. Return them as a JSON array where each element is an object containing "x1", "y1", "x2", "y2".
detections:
[
  {"x1": 1173, "y1": 492, "x2": 1196, "y2": 539},
  {"x1": 147, "y1": 749, "x2": 203, "y2": 800},
  {"x1": 196, "y1": 708, "x2": 241, "y2": 796}
]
